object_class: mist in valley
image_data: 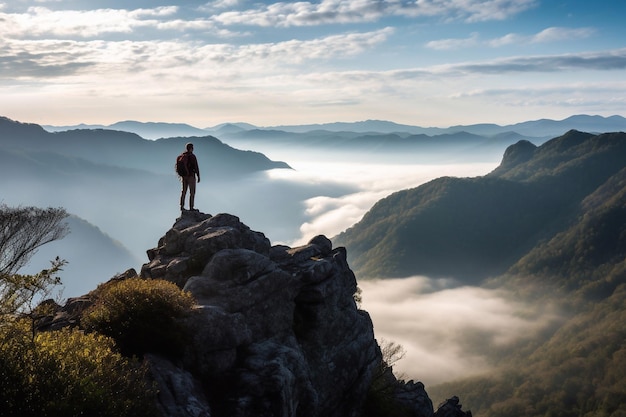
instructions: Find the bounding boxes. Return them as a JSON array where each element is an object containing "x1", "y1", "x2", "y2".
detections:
[
  {"x1": 8, "y1": 128, "x2": 553, "y2": 388},
  {"x1": 359, "y1": 277, "x2": 562, "y2": 387}
]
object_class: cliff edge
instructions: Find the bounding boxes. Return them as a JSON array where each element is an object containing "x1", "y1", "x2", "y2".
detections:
[
  {"x1": 141, "y1": 210, "x2": 382, "y2": 417},
  {"x1": 43, "y1": 211, "x2": 468, "y2": 417}
]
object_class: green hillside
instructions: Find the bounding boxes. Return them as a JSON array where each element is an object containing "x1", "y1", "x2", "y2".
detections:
[
  {"x1": 334, "y1": 130, "x2": 626, "y2": 283},
  {"x1": 428, "y1": 284, "x2": 626, "y2": 417},
  {"x1": 334, "y1": 130, "x2": 626, "y2": 417}
]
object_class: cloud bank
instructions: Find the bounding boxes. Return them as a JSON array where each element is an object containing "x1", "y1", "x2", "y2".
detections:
[
  {"x1": 359, "y1": 277, "x2": 562, "y2": 386},
  {"x1": 264, "y1": 160, "x2": 499, "y2": 246}
]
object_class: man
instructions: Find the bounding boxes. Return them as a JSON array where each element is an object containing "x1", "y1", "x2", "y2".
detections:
[{"x1": 178, "y1": 142, "x2": 200, "y2": 211}]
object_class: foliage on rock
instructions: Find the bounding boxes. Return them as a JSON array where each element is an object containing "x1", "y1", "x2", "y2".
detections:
[
  {"x1": 82, "y1": 277, "x2": 195, "y2": 357},
  {"x1": 0, "y1": 319, "x2": 157, "y2": 417}
]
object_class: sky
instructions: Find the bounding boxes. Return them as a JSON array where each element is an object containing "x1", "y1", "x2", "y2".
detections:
[{"x1": 1, "y1": 0, "x2": 625, "y2": 128}]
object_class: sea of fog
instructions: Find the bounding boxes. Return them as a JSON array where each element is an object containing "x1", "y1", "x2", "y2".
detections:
[
  {"x1": 22, "y1": 152, "x2": 561, "y2": 387},
  {"x1": 252, "y1": 159, "x2": 560, "y2": 387},
  {"x1": 227, "y1": 159, "x2": 499, "y2": 246}
]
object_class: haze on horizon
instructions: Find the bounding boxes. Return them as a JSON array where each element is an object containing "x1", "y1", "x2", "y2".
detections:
[{"x1": 1, "y1": 0, "x2": 625, "y2": 128}]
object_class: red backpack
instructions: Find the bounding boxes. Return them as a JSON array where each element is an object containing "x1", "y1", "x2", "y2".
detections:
[{"x1": 175, "y1": 153, "x2": 190, "y2": 177}]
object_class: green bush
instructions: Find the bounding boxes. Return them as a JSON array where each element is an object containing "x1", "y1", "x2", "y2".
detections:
[
  {"x1": 0, "y1": 319, "x2": 157, "y2": 417},
  {"x1": 83, "y1": 278, "x2": 196, "y2": 357}
]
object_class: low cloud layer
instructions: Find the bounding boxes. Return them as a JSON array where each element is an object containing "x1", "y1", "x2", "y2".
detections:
[
  {"x1": 265, "y1": 159, "x2": 499, "y2": 245},
  {"x1": 359, "y1": 277, "x2": 562, "y2": 386}
]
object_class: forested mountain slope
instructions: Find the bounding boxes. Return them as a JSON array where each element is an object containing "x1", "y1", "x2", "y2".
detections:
[
  {"x1": 333, "y1": 129, "x2": 626, "y2": 417},
  {"x1": 334, "y1": 130, "x2": 626, "y2": 284}
]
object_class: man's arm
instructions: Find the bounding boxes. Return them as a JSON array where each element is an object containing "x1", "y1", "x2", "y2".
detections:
[{"x1": 194, "y1": 155, "x2": 200, "y2": 183}]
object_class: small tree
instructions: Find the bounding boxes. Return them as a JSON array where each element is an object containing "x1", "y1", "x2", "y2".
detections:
[
  {"x1": 0, "y1": 205, "x2": 68, "y2": 317},
  {"x1": 363, "y1": 339, "x2": 410, "y2": 417}
]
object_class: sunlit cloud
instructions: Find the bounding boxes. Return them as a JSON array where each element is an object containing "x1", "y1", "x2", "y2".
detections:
[
  {"x1": 425, "y1": 32, "x2": 479, "y2": 50},
  {"x1": 428, "y1": 26, "x2": 596, "y2": 50},
  {"x1": 359, "y1": 277, "x2": 562, "y2": 385},
  {"x1": 530, "y1": 26, "x2": 595, "y2": 43},
  {"x1": 199, "y1": 0, "x2": 241, "y2": 12},
  {"x1": 0, "y1": 26, "x2": 393, "y2": 86},
  {"x1": 0, "y1": 6, "x2": 179, "y2": 38},
  {"x1": 210, "y1": 0, "x2": 537, "y2": 27}
]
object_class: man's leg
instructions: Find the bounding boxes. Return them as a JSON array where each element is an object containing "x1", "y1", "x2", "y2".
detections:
[
  {"x1": 188, "y1": 176, "x2": 197, "y2": 210},
  {"x1": 180, "y1": 178, "x2": 189, "y2": 210}
]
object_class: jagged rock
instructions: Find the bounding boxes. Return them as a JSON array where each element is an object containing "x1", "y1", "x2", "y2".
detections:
[
  {"x1": 39, "y1": 211, "x2": 466, "y2": 417},
  {"x1": 434, "y1": 396, "x2": 472, "y2": 417},
  {"x1": 142, "y1": 213, "x2": 270, "y2": 287},
  {"x1": 146, "y1": 354, "x2": 212, "y2": 417},
  {"x1": 140, "y1": 211, "x2": 382, "y2": 417},
  {"x1": 394, "y1": 379, "x2": 434, "y2": 417}
]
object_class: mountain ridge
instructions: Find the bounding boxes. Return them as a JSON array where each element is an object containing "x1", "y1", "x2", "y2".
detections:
[
  {"x1": 333, "y1": 130, "x2": 626, "y2": 289},
  {"x1": 0, "y1": 115, "x2": 293, "y2": 288},
  {"x1": 43, "y1": 114, "x2": 626, "y2": 139}
]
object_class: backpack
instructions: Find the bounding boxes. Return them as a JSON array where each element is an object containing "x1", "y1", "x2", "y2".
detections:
[{"x1": 175, "y1": 153, "x2": 190, "y2": 177}]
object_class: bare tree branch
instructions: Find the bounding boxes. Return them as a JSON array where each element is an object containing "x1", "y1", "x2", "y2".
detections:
[
  {"x1": 0, "y1": 205, "x2": 69, "y2": 276},
  {"x1": 0, "y1": 205, "x2": 68, "y2": 317}
]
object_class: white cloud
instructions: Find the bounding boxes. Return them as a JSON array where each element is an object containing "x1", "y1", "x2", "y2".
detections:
[
  {"x1": 425, "y1": 32, "x2": 479, "y2": 50},
  {"x1": 530, "y1": 26, "x2": 595, "y2": 43},
  {"x1": 0, "y1": 26, "x2": 394, "y2": 87},
  {"x1": 359, "y1": 277, "x2": 562, "y2": 385},
  {"x1": 488, "y1": 32, "x2": 523, "y2": 47},
  {"x1": 210, "y1": 0, "x2": 537, "y2": 28},
  {"x1": 0, "y1": 6, "x2": 179, "y2": 38},
  {"x1": 200, "y1": 0, "x2": 241, "y2": 11},
  {"x1": 431, "y1": 26, "x2": 595, "y2": 50},
  {"x1": 267, "y1": 161, "x2": 499, "y2": 246}
]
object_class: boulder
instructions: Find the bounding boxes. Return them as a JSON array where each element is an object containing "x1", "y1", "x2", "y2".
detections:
[{"x1": 140, "y1": 211, "x2": 382, "y2": 417}]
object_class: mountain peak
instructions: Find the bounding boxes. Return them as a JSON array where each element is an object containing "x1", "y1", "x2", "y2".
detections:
[{"x1": 490, "y1": 139, "x2": 537, "y2": 176}]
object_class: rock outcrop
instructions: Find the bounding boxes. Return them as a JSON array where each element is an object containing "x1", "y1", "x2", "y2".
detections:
[
  {"x1": 40, "y1": 210, "x2": 466, "y2": 417},
  {"x1": 140, "y1": 211, "x2": 383, "y2": 417}
]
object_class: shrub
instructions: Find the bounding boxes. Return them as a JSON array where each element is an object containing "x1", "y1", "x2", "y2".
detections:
[
  {"x1": 83, "y1": 278, "x2": 196, "y2": 357},
  {"x1": 0, "y1": 319, "x2": 157, "y2": 417},
  {"x1": 362, "y1": 339, "x2": 411, "y2": 417}
]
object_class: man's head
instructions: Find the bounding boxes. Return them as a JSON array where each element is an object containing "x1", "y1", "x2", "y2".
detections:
[{"x1": 186, "y1": 143, "x2": 194, "y2": 152}]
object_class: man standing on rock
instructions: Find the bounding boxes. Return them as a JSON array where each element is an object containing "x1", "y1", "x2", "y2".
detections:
[{"x1": 178, "y1": 142, "x2": 200, "y2": 211}]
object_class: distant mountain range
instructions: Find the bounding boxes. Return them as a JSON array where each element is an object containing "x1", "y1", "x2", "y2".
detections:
[
  {"x1": 44, "y1": 114, "x2": 626, "y2": 139},
  {"x1": 0, "y1": 116, "x2": 292, "y2": 295},
  {"x1": 43, "y1": 114, "x2": 626, "y2": 164},
  {"x1": 3, "y1": 117, "x2": 289, "y2": 177},
  {"x1": 8, "y1": 114, "x2": 626, "y2": 297}
]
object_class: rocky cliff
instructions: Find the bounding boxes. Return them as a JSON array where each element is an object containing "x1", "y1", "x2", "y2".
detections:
[
  {"x1": 140, "y1": 210, "x2": 383, "y2": 417},
  {"x1": 43, "y1": 211, "x2": 468, "y2": 417}
]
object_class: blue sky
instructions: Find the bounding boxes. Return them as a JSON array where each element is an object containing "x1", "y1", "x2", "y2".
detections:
[{"x1": 1, "y1": 0, "x2": 625, "y2": 127}]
